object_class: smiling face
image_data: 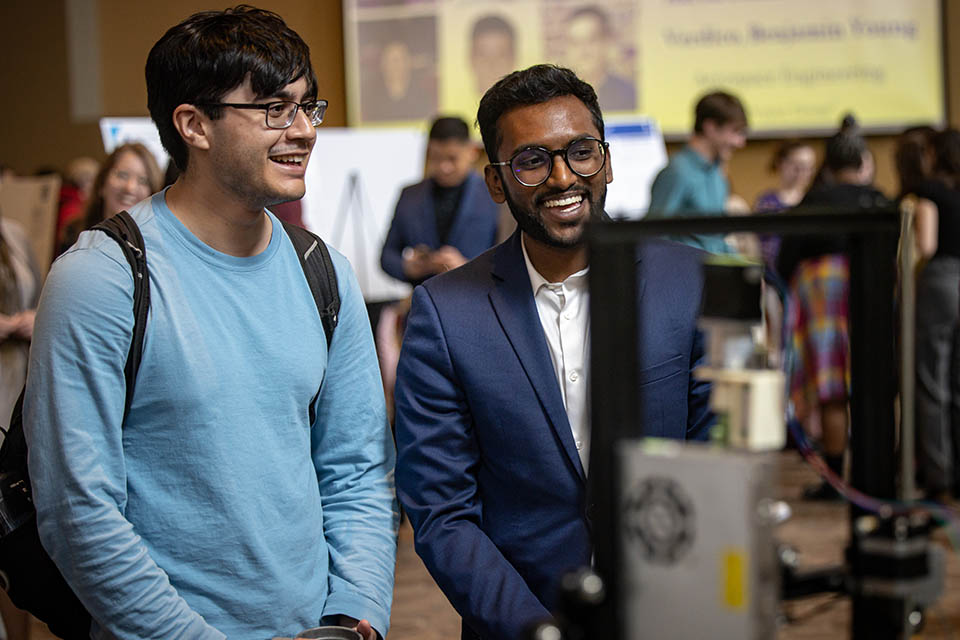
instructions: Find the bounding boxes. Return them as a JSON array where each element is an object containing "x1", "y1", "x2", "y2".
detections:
[
  {"x1": 778, "y1": 145, "x2": 816, "y2": 191},
  {"x1": 101, "y1": 150, "x2": 154, "y2": 215},
  {"x1": 205, "y1": 76, "x2": 317, "y2": 210},
  {"x1": 703, "y1": 119, "x2": 747, "y2": 163},
  {"x1": 484, "y1": 95, "x2": 612, "y2": 251}
]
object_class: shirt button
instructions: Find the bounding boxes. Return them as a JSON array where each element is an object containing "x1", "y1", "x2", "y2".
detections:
[
  {"x1": 563, "y1": 312, "x2": 572, "y2": 320},
  {"x1": 575, "y1": 440, "x2": 583, "y2": 450},
  {"x1": 569, "y1": 371, "x2": 579, "y2": 382}
]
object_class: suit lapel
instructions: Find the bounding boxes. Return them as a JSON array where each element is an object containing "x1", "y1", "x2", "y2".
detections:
[
  {"x1": 417, "y1": 179, "x2": 440, "y2": 247},
  {"x1": 488, "y1": 232, "x2": 586, "y2": 481},
  {"x1": 445, "y1": 172, "x2": 480, "y2": 249}
]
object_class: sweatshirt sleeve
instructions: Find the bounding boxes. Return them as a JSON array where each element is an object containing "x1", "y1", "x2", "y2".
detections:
[
  {"x1": 24, "y1": 240, "x2": 224, "y2": 640},
  {"x1": 314, "y1": 248, "x2": 399, "y2": 638}
]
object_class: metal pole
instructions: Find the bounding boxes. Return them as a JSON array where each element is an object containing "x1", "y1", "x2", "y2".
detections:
[
  {"x1": 848, "y1": 229, "x2": 900, "y2": 640},
  {"x1": 588, "y1": 226, "x2": 639, "y2": 640},
  {"x1": 898, "y1": 202, "x2": 916, "y2": 501}
]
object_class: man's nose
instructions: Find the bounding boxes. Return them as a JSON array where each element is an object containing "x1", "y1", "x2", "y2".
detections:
[
  {"x1": 286, "y1": 108, "x2": 317, "y2": 141},
  {"x1": 545, "y1": 153, "x2": 576, "y2": 190}
]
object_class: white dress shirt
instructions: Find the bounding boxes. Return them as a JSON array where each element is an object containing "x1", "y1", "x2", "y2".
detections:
[{"x1": 521, "y1": 235, "x2": 591, "y2": 472}]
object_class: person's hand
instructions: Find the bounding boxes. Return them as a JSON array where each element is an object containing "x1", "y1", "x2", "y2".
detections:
[
  {"x1": 0, "y1": 314, "x2": 17, "y2": 341},
  {"x1": 12, "y1": 310, "x2": 35, "y2": 340},
  {"x1": 338, "y1": 615, "x2": 377, "y2": 640},
  {"x1": 401, "y1": 245, "x2": 435, "y2": 280},
  {"x1": 431, "y1": 245, "x2": 467, "y2": 272}
]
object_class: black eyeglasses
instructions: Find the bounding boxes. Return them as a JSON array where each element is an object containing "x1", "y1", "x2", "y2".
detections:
[
  {"x1": 196, "y1": 99, "x2": 328, "y2": 129},
  {"x1": 490, "y1": 136, "x2": 609, "y2": 187}
]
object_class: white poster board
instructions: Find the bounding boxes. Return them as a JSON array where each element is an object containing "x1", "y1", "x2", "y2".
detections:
[
  {"x1": 603, "y1": 117, "x2": 667, "y2": 220},
  {"x1": 99, "y1": 117, "x2": 169, "y2": 170},
  {"x1": 302, "y1": 128, "x2": 425, "y2": 303}
]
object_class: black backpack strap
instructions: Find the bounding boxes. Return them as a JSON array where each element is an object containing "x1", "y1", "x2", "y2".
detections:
[
  {"x1": 92, "y1": 211, "x2": 150, "y2": 419},
  {"x1": 280, "y1": 221, "x2": 340, "y2": 348}
]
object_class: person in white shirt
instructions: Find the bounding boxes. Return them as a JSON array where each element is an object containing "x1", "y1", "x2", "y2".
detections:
[{"x1": 393, "y1": 63, "x2": 714, "y2": 640}]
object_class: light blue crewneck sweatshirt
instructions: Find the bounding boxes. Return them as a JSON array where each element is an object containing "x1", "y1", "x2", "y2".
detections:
[{"x1": 24, "y1": 192, "x2": 397, "y2": 640}]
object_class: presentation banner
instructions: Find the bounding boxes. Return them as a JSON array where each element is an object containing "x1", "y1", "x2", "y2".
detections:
[{"x1": 344, "y1": 0, "x2": 943, "y2": 136}]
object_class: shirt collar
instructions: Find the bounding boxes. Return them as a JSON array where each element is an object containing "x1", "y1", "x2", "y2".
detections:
[
  {"x1": 521, "y1": 233, "x2": 589, "y2": 297},
  {"x1": 683, "y1": 144, "x2": 720, "y2": 169}
]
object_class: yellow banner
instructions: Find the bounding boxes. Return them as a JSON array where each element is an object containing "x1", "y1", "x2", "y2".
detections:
[{"x1": 344, "y1": 0, "x2": 943, "y2": 134}]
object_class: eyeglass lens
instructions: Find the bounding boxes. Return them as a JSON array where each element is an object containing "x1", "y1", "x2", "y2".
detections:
[
  {"x1": 510, "y1": 139, "x2": 605, "y2": 186},
  {"x1": 266, "y1": 101, "x2": 326, "y2": 128}
]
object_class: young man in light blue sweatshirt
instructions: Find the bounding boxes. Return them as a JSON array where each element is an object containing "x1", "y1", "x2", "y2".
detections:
[{"x1": 24, "y1": 7, "x2": 397, "y2": 639}]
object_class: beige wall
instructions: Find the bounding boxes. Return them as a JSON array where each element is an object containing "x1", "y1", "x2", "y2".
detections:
[
  {"x1": 0, "y1": 1, "x2": 103, "y2": 175},
  {"x1": 0, "y1": 1, "x2": 344, "y2": 176},
  {"x1": 0, "y1": 0, "x2": 956, "y2": 202}
]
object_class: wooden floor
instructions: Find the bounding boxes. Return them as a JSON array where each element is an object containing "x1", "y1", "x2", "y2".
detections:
[{"x1": 17, "y1": 452, "x2": 960, "y2": 640}]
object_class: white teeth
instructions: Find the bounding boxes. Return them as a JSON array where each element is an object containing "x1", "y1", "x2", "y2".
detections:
[
  {"x1": 543, "y1": 194, "x2": 583, "y2": 208},
  {"x1": 271, "y1": 154, "x2": 303, "y2": 165}
]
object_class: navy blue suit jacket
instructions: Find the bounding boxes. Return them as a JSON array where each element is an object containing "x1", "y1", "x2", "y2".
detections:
[
  {"x1": 394, "y1": 231, "x2": 713, "y2": 640},
  {"x1": 380, "y1": 172, "x2": 500, "y2": 284}
]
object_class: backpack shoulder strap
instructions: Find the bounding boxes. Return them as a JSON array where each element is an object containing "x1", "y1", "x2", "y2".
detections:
[
  {"x1": 0, "y1": 212, "x2": 149, "y2": 473},
  {"x1": 280, "y1": 221, "x2": 340, "y2": 348},
  {"x1": 92, "y1": 211, "x2": 150, "y2": 419}
]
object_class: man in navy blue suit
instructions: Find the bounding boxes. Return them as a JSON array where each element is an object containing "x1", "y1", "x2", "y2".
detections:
[
  {"x1": 394, "y1": 65, "x2": 713, "y2": 640},
  {"x1": 380, "y1": 116, "x2": 500, "y2": 286}
]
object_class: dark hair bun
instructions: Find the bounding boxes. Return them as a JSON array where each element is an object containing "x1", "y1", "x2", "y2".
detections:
[{"x1": 840, "y1": 114, "x2": 859, "y2": 134}]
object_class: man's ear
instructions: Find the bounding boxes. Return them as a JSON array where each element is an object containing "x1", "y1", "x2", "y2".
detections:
[
  {"x1": 700, "y1": 118, "x2": 718, "y2": 139},
  {"x1": 604, "y1": 143, "x2": 613, "y2": 184},
  {"x1": 172, "y1": 104, "x2": 212, "y2": 154},
  {"x1": 484, "y1": 164, "x2": 507, "y2": 204}
]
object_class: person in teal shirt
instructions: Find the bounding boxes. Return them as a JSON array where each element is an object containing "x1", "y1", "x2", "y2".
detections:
[
  {"x1": 24, "y1": 8, "x2": 397, "y2": 640},
  {"x1": 647, "y1": 90, "x2": 748, "y2": 254}
]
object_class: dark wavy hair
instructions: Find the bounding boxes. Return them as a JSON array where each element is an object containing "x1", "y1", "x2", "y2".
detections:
[
  {"x1": 476, "y1": 64, "x2": 604, "y2": 162},
  {"x1": 895, "y1": 125, "x2": 937, "y2": 196},
  {"x1": 933, "y1": 128, "x2": 960, "y2": 188},
  {"x1": 146, "y1": 5, "x2": 317, "y2": 172}
]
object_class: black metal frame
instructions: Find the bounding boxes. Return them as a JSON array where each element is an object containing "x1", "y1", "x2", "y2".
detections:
[{"x1": 587, "y1": 209, "x2": 901, "y2": 639}]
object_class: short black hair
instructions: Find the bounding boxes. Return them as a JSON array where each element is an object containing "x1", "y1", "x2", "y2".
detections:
[
  {"x1": 476, "y1": 64, "x2": 603, "y2": 162},
  {"x1": 693, "y1": 90, "x2": 747, "y2": 134},
  {"x1": 471, "y1": 15, "x2": 515, "y2": 50},
  {"x1": 429, "y1": 116, "x2": 470, "y2": 142},
  {"x1": 146, "y1": 5, "x2": 318, "y2": 172}
]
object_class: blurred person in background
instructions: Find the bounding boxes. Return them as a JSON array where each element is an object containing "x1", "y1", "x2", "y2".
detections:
[
  {"x1": 381, "y1": 116, "x2": 499, "y2": 286},
  {"x1": 55, "y1": 156, "x2": 100, "y2": 244},
  {"x1": 753, "y1": 142, "x2": 818, "y2": 367},
  {"x1": 909, "y1": 128, "x2": 960, "y2": 505},
  {"x1": 379, "y1": 116, "x2": 499, "y2": 421},
  {"x1": 777, "y1": 115, "x2": 890, "y2": 500},
  {"x1": 561, "y1": 5, "x2": 635, "y2": 112},
  {"x1": 470, "y1": 15, "x2": 516, "y2": 98},
  {"x1": 647, "y1": 90, "x2": 748, "y2": 253},
  {"x1": 0, "y1": 206, "x2": 41, "y2": 437},
  {"x1": 754, "y1": 141, "x2": 817, "y2": 266},
  {"x1": 57, "y1": 143, "x2": 161, "y2": 256},
  {"x1": 895, "y1": 125, "x2": 938, "y2": 199}
]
